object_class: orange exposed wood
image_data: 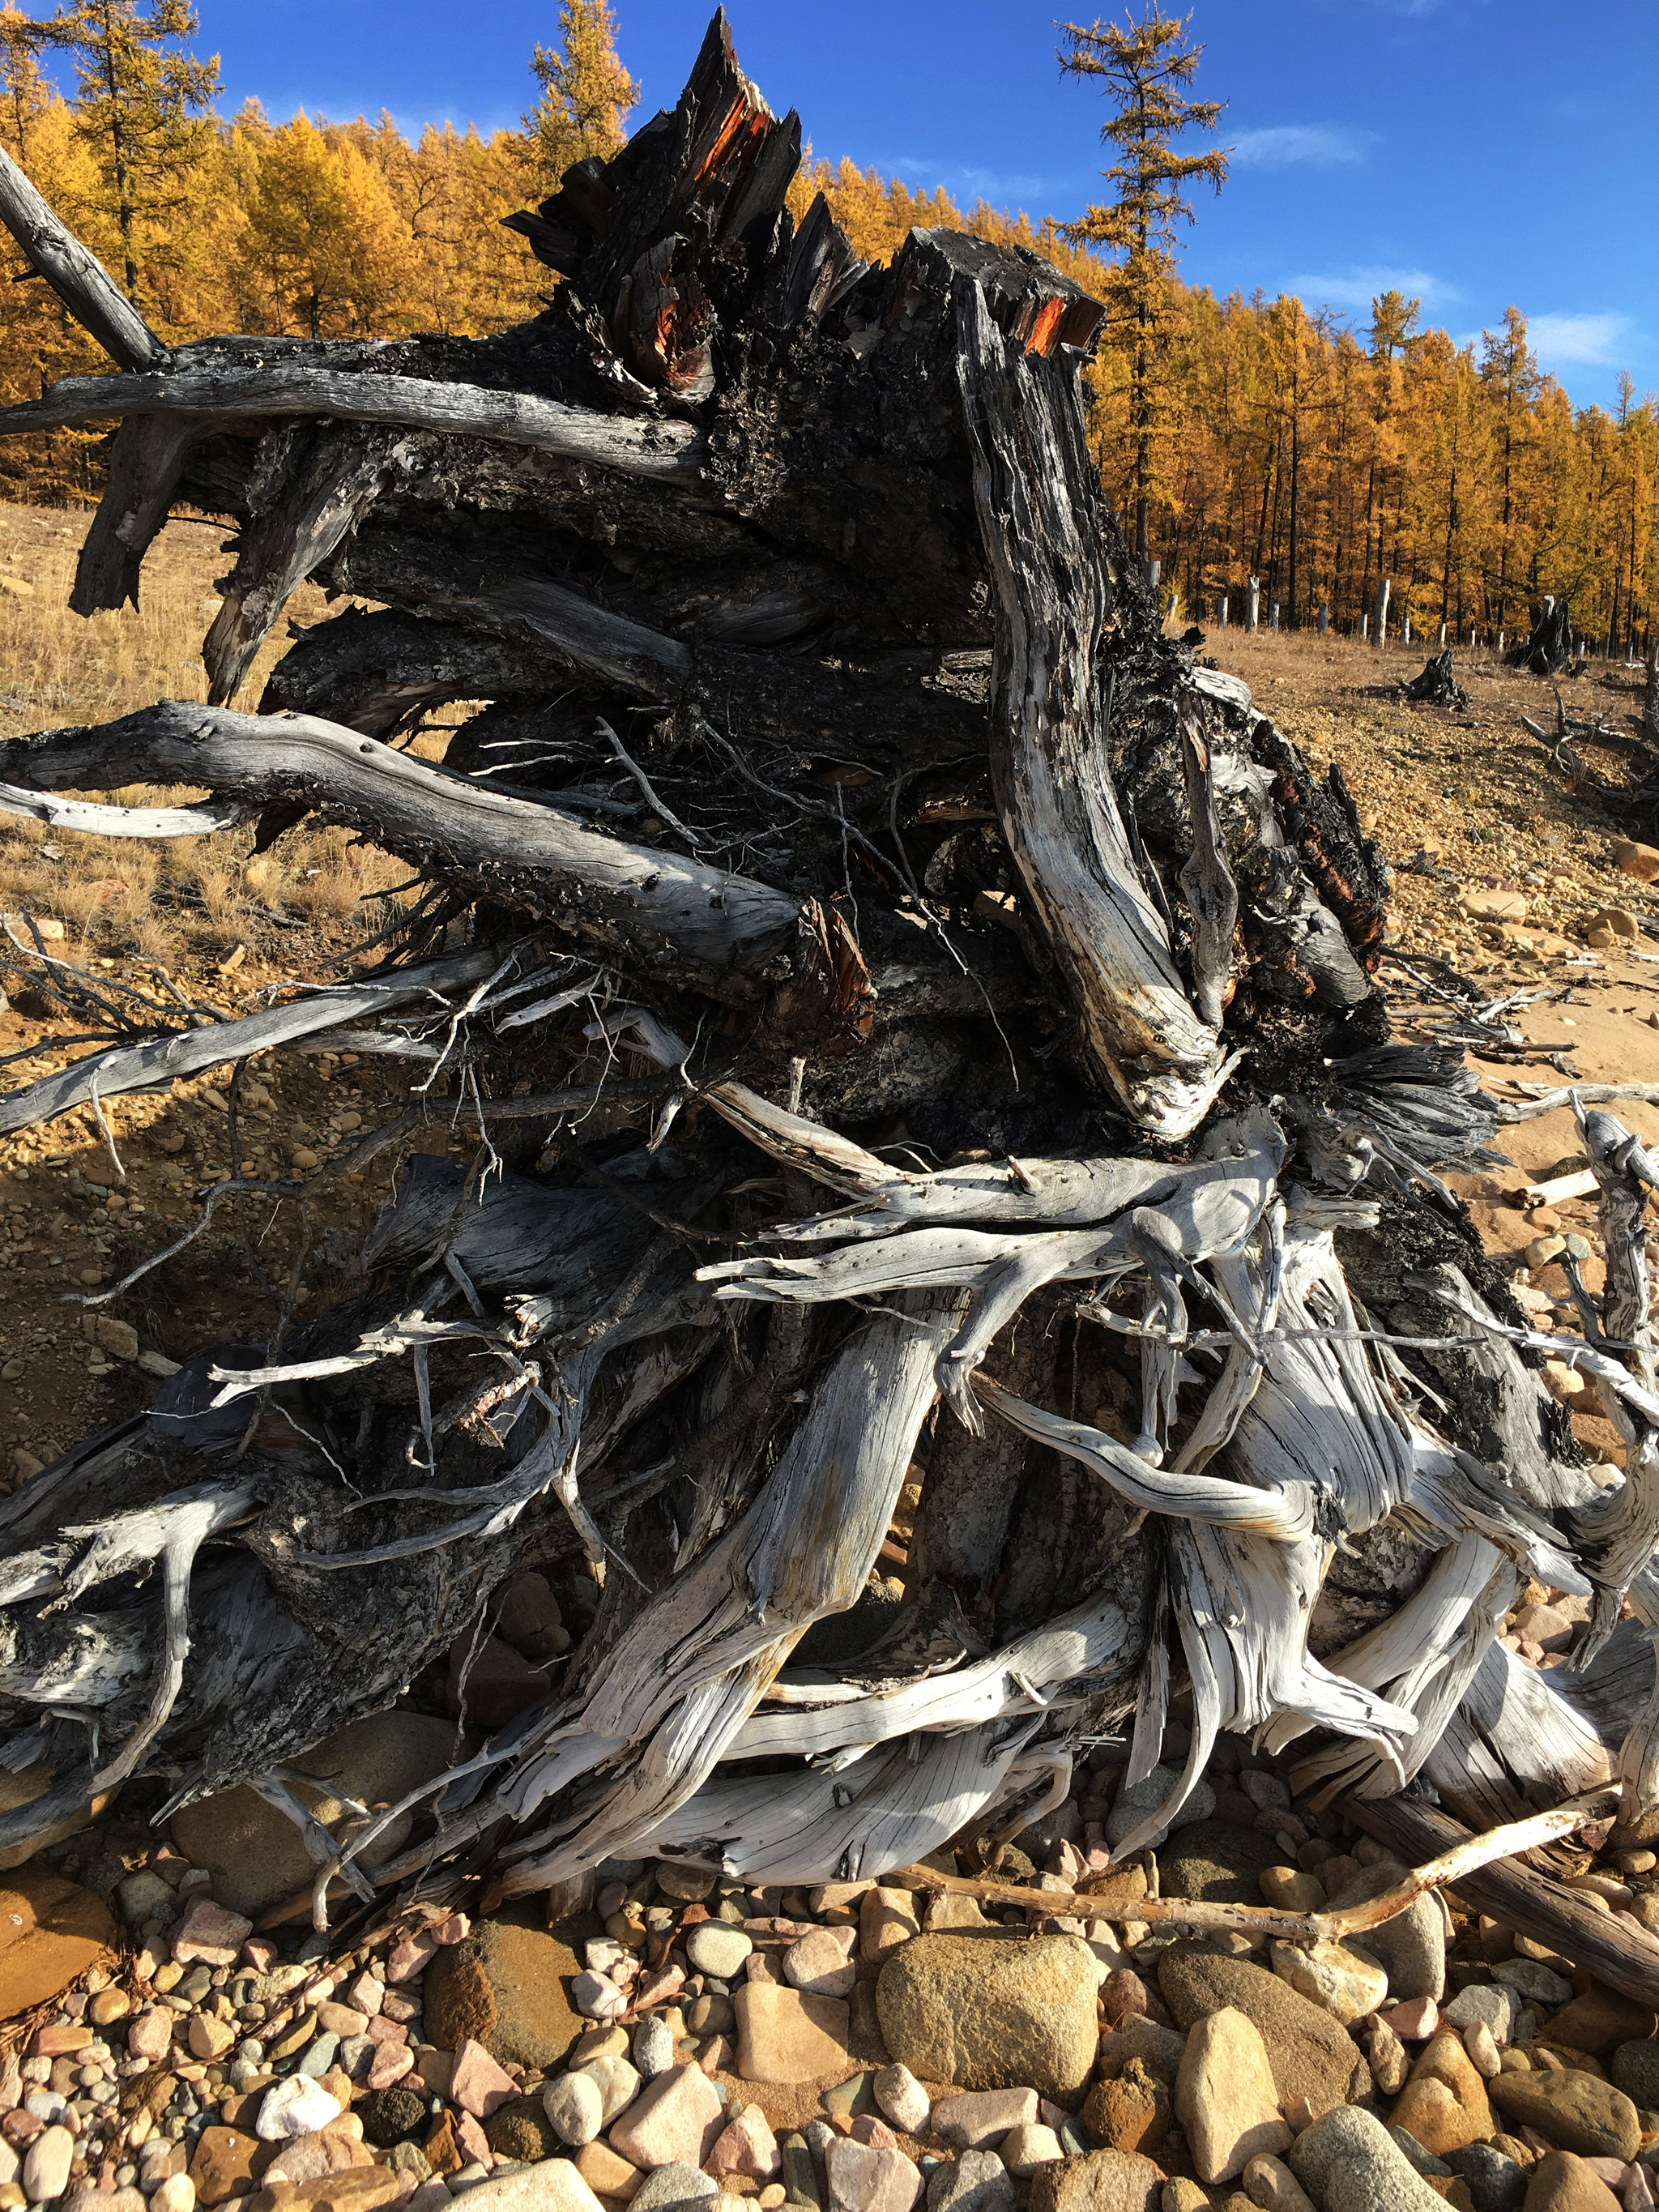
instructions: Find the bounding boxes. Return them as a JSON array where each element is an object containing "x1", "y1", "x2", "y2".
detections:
[
  {"x1": 1025, "y1": 297, "x2": 1065, "y2": 358},
  {"x1": 693, "y1": 95, "x2": 765, "y2": 186}
]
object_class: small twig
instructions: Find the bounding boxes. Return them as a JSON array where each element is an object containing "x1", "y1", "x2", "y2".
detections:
[
  {"x1": 597, "y1": 716, "x2": 708, "y2": 851},
  {"x1": 883, "y1": 1783, "x2": 1618, "y2": 1941},
  {"x1": 85, "y1": 1065, "x2": 125, "y2": 1187}
]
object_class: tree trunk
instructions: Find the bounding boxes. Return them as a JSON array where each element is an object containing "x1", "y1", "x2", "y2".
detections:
[{"x1": 0, "y1": 10, "x2": 1654, "y2": 1929}]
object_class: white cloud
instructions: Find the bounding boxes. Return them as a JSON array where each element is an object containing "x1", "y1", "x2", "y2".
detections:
[
  {"x1": 1231, "y1": 125, "x2": 1376, "y2": 169},
  {"x1": 1288, "y1": 263, "x2": 1458, "y2": 314},
  {"x1": 1525, "y1": 312, "x2": 1633, "y2": 368}
]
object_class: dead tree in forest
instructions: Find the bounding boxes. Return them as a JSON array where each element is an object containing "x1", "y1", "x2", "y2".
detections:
[{"x1": 1, "y1": 15, "x2": 1659, "y2": 1934}]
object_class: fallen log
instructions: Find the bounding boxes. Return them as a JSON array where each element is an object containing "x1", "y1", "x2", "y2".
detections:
[{"x1": 0, "y1": 8, "x2": 1650, "y2": 1947}]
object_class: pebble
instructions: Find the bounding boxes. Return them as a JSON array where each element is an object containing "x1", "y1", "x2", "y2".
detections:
[
  {"x1": 577, "y1": 2054, "x2": 641, "y2": 2125},
  {"x1": 1260, "y1": 1870, "x2": 1327, "y2": 1914},
  {"x1": 1492, "y1": 1961, "x2": 1576, "y2": 2007},
  {"x1": 255, "y1": 2076, "x2": 343, "y2": 2141},
  {"x1": 611, "y1": 2065, "x2": 725, "y2": 2171},
  {"x1": 1520, "y1": 2151, "x2": 1625, "y2": 2212},
  {"x1": 932, "y1": 2094, "x2": 1039, "y2": 2151},
  {"x1": 1105, "y1": 1768, "x2": 1216, "y2": 1850},
  {"x1": 1444, "y1": 1988, "x2": 1520, "y2": 2047},
  {"x1": 925, "y1": 2152, "x2": 1014, "y2": 2212},
  {"x1": 20, "y1": 2125, "x2": 71, "y2": 2204},
  {"x1": 1288, "y1": 2106, "x2": 1448, "y2": 2212},
  {"x1": 1442, "y1": 2145, "x2": 1527, "y2": 2212},
  {"x1": 1488, "y1": 2071, "x2": 1642, "y2": 2161},
  {"x1": 685, "y1": 1926, "x2": 753, "y2": 1983},
  {"x1": 1368, "y1": 2020, "x2": 1410, "y2": 2096},
  {"x1": 1468, "y1": 2023, "x2": 1503, "y2": 2080},
  {"x1": 877, "y1": 1934, "x2": 1098, "y2": 2103},
  {"x1": 1175, "y1": 2007, "x2": 1292, "y2": 2184},
  {"x1": 634, "y1": 2017, "x2": 676, "y2": 2082},
  {"x1": 1242, "y1": 2154, "x2": 1318, "y2": 2212},
  {"x1": 1392, "y1": 2032, "x2": 1495, "y2": 2155},
  {"x1": 168, "y1": 1902, "x2": 253, "y2": 1969},
  {"x1": 708, "y1": 2107, "x2": 780, "y2": 2182},
  {"x1": 824, "y1": 2137, "x2": 922, "y2": 2212},
  {"x1": 544, "y1": 2071, "x2": 604, "y2": 2146},
  {"x1": 1000, "y1": 2125, "x2": 1062, "y2": 2178},
  {"x1": 875, "y1": 2067, "x2": 931, "y2": 2138},
  {"x1": 627, "y1": 2163, "x2": 718, "y2": 2212},
  {"x1": 151, "y1": 2180, "x2": 196, "y2": 2212},
  {"x1": 786, "y1": 1930, "x2": 858, "y2": 2000},
  {"x1": 1384, "y1": 2000, "x2": 1441, "y2": 2043},
  {"x1": 1269, "y1": 1940, "x2": 1388, "y2": 2026}
]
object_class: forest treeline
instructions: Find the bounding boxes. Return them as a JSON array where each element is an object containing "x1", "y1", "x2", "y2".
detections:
[{"x1": 0, "y1": 1, "x2": 1651, "y2": 653}]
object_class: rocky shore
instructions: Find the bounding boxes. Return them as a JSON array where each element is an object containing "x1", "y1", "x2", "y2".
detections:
[{"x1": 2, "y1": 1719, "x2": 1657, "y2": 2212}]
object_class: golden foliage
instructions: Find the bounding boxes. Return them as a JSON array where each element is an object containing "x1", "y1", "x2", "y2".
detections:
[{"x1": 0, "y1": 0, "x2": 1648, "y2": 652}]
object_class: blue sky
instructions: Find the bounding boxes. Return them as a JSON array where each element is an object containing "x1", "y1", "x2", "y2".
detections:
[{"x1": 32, "y1": 0, "x2": 1659, "y2": 412}]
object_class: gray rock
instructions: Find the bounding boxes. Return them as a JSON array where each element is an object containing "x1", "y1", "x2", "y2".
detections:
[
  {"x1": 1289, "y1": 2107, "x2": 1448, "y2": 2212},
  {"x1": 1159, "y1": 1822, "x2": 1282, "y2": 1908},
  {"x1": 296, "y1": 2033, "x2": 339, "y2": 2078},
  {"x1": 928, "y1": 2154, "x2": 1017, "y2": 2212},
  {"x1": 1611, "y1": 2038, "x2": 1659, "y2": 2111},
  {"x1": 1440, "y1": 1986, "x2": 1520, "y2": 2046},
  {"x1": 633, "y1": 2015, "x2": 675, "y2": 2081},
  {"x1": 171, "y1": 1712, "x2": 457, "y2": 1919},
  {"x1": 1387, "y1": 2129, "x2": 1452, "y2": 2177},
  {"x1": 338, "y1": 2035, "x2": 374, "y2": 2080},
  {"x1": 629, "y1": 2165, "x2": 719, "y2": 2212},
  {"x1": 1489, "y1": 1958, "x2": 1572, "y2": 2006},
  {"x1": 1441, "y1": 2146, "x2": 1526, "y2": 2212},
  {"x1": 1015, "y1": 1803, "x2": 1086, "y2": 1863},
  {"x1": 1158, "y1": 1946, "x2": 1368, "y2": 2115},
  {"x1": 684, "y1": 1924, "x2": 753, "y2": 1981},
  {"x1": 1105, "y1": 1768, "x2": 1217, "y2": 1851},
  {"x1": 116, "y1": 1872, "x2": 177, "y2": 1928},
  {"x1": 782, "y1": 2132, "x2": 822, "y2": 2211},
  {"x1": 1321, "y1": 1860, "x2": 1445, "y2": 2003},
  {"x1": 877, "y1": 1933, "x2": 1101, "y2": 2102}
]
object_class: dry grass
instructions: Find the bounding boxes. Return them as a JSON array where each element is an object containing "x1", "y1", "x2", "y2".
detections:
[{"x1": 0, "y1": 502, "x2": 449, "y2": 982}]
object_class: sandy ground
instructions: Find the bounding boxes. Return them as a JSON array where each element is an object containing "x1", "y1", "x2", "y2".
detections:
[{"x1": 1213, "y1": 623, "x2": 1659, "y2": 1469}]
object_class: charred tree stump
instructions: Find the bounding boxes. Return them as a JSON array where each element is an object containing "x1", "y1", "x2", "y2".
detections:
[
  {"x1": 0, "y1": 11, "x2": 1656, "y2": 1937},
  {"x1": 1509, "y1": 596, "x2": 1577, "y2": 677},
  {"x1": 1402, "y1": 649, "x2": 1471, "y2": 709}
]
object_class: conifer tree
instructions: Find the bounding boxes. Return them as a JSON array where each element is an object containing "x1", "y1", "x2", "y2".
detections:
[
  {"x1": 1059, "y1": 6, "x2": 1227, "y2": 560},
  {"x1": 525, "y1": 0, "x2": 638, "y2": 194},
  {"x1": 31, "y1": 0, "x2": 217, "y2": 305}
]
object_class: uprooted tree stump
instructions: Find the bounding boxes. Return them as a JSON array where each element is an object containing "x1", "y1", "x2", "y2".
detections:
[{"x1": 2, "y1": 12, "x2": 1659, "y2": 1944}]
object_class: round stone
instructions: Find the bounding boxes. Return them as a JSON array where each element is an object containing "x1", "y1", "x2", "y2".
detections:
[
  {"x1": 577, "y1": 2056, "x2": 642, "y2": 2125},
  {"x1": 543, "y1": 2070, "x2": 603, "y2": 2147},
  {"x1": 685, "y1": 1924, "x2": 754, "y2": 1981}
]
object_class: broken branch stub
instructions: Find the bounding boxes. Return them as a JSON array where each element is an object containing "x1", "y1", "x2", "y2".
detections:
[{"x1": 0, "y1": 8, "x2": 1651, "y2": 1939}]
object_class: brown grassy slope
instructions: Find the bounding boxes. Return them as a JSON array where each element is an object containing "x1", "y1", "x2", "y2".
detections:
[{"x1": 0, "y1": 508, "x2": 458, "y2": 1482}]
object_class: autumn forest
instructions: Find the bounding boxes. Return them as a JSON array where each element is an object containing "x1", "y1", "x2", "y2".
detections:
[{"x1": 0, "y1": 0, "x2": 1652, "y2": 655}]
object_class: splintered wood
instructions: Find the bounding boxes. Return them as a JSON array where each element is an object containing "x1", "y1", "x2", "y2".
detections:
[{"x1": 0, "y1": 9, "x2": 1653, "y2": 1953}]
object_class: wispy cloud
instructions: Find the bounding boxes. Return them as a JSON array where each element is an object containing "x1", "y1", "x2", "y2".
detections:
[
  {"x1": 1525, "y1": 312, "x2": 1633, "y2": 368},
  {"x1": 1289, "y1": 263, "x2": 1458, "y2": 314},
  {"x1": 885, "y1": 156, "x2": 1052, "y2": 206},
  {"x1": 1231, "y1": 125, "x2": 1376, "y2": 169}
]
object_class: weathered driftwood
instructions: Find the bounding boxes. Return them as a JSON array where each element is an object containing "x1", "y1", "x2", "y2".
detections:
[{"x1": 0, "y1": 10, "x2": 1653, "y2": 1936}]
